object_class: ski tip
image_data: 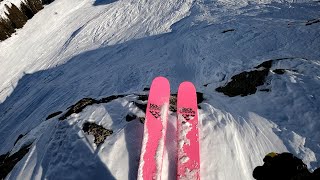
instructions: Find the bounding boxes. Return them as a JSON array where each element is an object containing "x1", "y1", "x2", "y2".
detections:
[
  {"x1": 179, "y1": 81, "x2": 196, "y2": 90},
  {"x1": 151, "y1": 76, "x2": 170, "y2": 87},
  {"x1": 149, "y1": 76, "x2": 170, "y2": 96},
  {"x1": 153, "y1": 76, "x2": 169, "y2": 82}
]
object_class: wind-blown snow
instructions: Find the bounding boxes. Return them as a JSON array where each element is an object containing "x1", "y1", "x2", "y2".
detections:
[{"x1": 0, "y1": 0, "x2": 319, "y2": 179}]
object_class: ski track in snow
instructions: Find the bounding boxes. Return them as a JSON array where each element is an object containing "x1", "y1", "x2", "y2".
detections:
[{"x1": 0, "y1": 0, "x2": 320, "y2": 179}]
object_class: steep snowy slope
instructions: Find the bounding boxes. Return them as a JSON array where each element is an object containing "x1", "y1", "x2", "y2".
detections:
[{"x1": 0, "y1": 0, "x2": 320, "y2": 179}]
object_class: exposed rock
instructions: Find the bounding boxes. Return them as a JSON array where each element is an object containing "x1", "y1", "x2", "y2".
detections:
[
  {"x1": 14, "y1": 134, "x2": 24, "y2": 145},
  {"x1": 53, "y1": 90, "x2": 203, "y2": 128},
  {"x1": 139, "y1": 117, "x2": 145, "y2": 124},
  {"x1": 260, "y1": 89, "x2": 270, "y2": 92},
  {"x1": 126, "y1": 113, "x2": 137, "y2": 122},
  {"x1": 255, "y1": 60, "x2": 273, "y2": 69},
  {"x1": 0, "y1": 143, "x2": 33, "y2": 180},
  {"x1": 217, "y1": 60, "x2": 272, "y2": 97},
  {"x1": 216, "y1": 69, "x2": 269, "y2": 97},
  {"x1": 59, "y1": 98, "x2": 99, "y2": 120},
  {"x1": 143, "y1": 87, "x2": 150, "y2": 91},
  {"x1": 46, "y1": 111, "x2": 63, "y2": 120},
  {"x1": 126, "y1": 113, "x2": 145, "y2": 124},
  {"x1": 133, "y1": 101, "x2": 147, "y2": 113},
  {"x1": 196, "y1": 92, "x2": 204, "y2": 104},
  {"x1": 216, "y1": 58, "x2": 299, "y2": 97},
  {"x1": 273, "y1": 69, "x2": 286, "y2": 75},
  {"x1": 306, "y1": 19, "x2": 320, "y2": 26},
  {"x1": 170, "y1": 93, "x2": 203, "y2": 112},
  {"x1": 99, "y1": 94, "x2": 125, "y2": 103},
  {"x1": 133, "y1": 94, "x2": 181, "y2": 113},
  {"x1": 137, "y1": 94, "x2": 148, "y2": 101},
  {"x1": 222, "y1": 29, "x2": 235, "y2": 33},
  {"x1": 58, "y1": 95, "x2": 127, "y2": 120},
  {"x1": 169, "y1": 95, "x2": 177, "y2": 112},
  {"x1": 0, "y1": 153, "x2": 9, "y2": 164},
  {"x1": 82, "y1": 122, "x2": 113, "y2": 146}
]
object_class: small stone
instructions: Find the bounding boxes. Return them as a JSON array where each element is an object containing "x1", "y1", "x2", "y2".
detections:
[
  {"x1": 126, "y1": 113, "x2": 137, "y2": 122},
  {"x1": 273, "y1": 69, "x2": 286, "y2": 75}
]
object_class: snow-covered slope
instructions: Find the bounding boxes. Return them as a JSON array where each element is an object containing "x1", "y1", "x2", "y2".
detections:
[{"x1": 0, "y1": 0, "x2": 319, "y2": 179}]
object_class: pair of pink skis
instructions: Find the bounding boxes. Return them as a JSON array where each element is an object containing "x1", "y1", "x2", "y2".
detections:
[{"x1": 138, "y1": 77, "x2": 200, "y2": 180}]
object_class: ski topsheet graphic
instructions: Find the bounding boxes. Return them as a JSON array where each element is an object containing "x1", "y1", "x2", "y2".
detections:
[
  {"x1": 177, "y1": 82, "x2": 200, "y2": 180},
  {"x1": 138, "y1": 77, "x2": 170, "y2": 180}
]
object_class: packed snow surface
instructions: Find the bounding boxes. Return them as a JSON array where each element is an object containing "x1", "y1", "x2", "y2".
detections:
[{"x1": 0, "y1": 0, "x2": 320, "y2": 179}]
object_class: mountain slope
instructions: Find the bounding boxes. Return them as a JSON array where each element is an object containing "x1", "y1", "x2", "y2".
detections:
[{"x1": 0, "y1": 0, "x2": 319, "y2": 179}]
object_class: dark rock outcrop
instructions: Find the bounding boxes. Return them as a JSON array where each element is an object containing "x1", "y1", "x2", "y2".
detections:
[
  {"x1": 133, "y1": 101, "x2": 147, "y2": 113},
  {"x1": 216, "y1": 69, "x2": 269, "y2": 97},
  {"x1": 46, "y1": 111, "x2": 63, "y2": 120},
  {"x1": 82, "y1": 122, "x2": 113, "y2": 146},
  {"x1": 255, "y1": 60, "x2": 273, "y2": 69},
  {"x1": 13, "y1": 134, "x2": 24, "y2": 145},
  {"x1": 138, "y1": 117, "x2": 145, "y2": 124},
  {"x1": 253, "y1": 152, "x2": 320, "y2": 180},
  {"x1": 59, "y1": 95, "x2": 126, "y2": 120},
  {"x1": 196, "y1": 92, "x2": 204, "y2": 104},
  {"x1": 54, "y1": 91, "x2": 203, "y2": 123},
  {"x1": 216, "y1": 58, "x2": 297, "y2": 97},
  {"x1": 134, "y1": 93, "x2": 202, "y2": 113},
  {"x1": 126, "y1": 113, "x2": 137, "y2": 122},
  {"x1": 99, "y1": 95, "x2": 125, "y2": 103},
  {"x1": 137, "y1": 94, "x2": 148, "y2": 101},
  {"x1": 143, "y1": 87, "x2": 150, "y2": 91},
  {"x1": 216, "y1": 60, "x2": 272, "y2": 97},
  {"x1": 222, "y1": 29, "x2": 235, "y2": 33},
  {"x1": 0, "y1": 143, "x2": 33, "y2": 180},
  {"x1": 59, "y1": 98, "x2": 99, "y2": 120},
  {"x1": 273, "y1": 69, "x2": 286, "y2": 75},
  {"x1": 306, "y1": 19, "x2": 320, "y2": 26},
  {"x1": 169, "y1": 95, "x2": 177, "y2": 112}
]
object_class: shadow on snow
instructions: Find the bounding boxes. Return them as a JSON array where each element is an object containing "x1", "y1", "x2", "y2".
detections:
[
  {"x1": 93, "y1": 0, "x2": 118, "y2": 6},
  {"x1": 0, "y1": 28, "x2": 184, "y2": 179}
]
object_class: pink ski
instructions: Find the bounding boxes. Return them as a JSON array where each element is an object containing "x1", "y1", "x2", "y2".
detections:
[
  {"x1": 177, "y1": 82, "x2": 200, "y2": 180},
  {"x1": 138, "y1": 76, "x2": 170, "y2": 180}
]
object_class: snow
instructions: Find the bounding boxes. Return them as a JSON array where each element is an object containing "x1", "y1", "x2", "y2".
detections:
[
  {"x1": 0, "y1": 0, "x2": 320, "y2": 179},
  {"x1": 155, "y1": 103, "x2": 169, "y2": 180},
  {"x1": 137, "y1": 109, "x2": 148, "y2": 180}
]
